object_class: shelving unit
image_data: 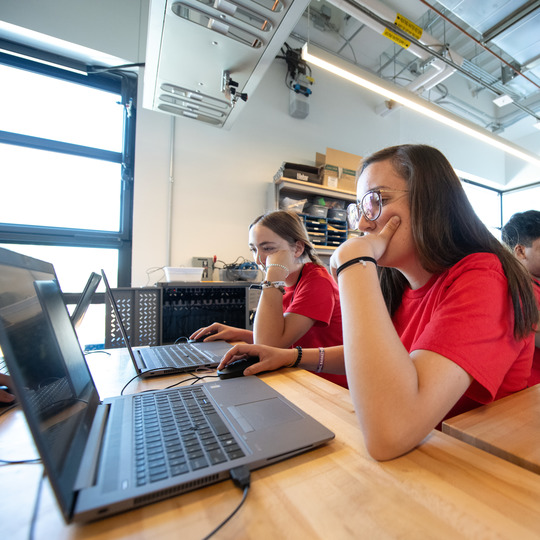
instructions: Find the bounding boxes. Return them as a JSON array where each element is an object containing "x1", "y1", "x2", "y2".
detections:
[{"x1": 270, "y1": 177, "x2": 358, "y2": 255}]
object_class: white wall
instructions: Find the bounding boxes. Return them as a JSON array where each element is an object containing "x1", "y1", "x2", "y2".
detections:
[{"x1": 3, "y1": 0, "x2": 540, "y2": 286}]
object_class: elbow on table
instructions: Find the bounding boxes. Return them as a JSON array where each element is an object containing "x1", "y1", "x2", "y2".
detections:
[{"x1": 362, "y1": 425, "x2": 421, "y2": 462}]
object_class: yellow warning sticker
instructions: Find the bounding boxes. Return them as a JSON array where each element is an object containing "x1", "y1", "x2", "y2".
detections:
[
  {"x1": 395, "y1": 13, "x2": 423, "y2": 40},
  {"x1": 382, "y1": 28, "x2": 411, "y2": 49}
]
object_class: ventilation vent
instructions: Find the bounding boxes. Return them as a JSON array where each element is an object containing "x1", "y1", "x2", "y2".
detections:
[
  {"x1": 105, "y1": 288, "x2": 162, "y2": 348},
  {"x1": 132, "y1": 473, "x2": 222, "y2": 505}
]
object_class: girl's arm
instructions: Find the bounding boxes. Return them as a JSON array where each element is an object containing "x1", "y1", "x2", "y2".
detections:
[{"x1": 332, "y1": 217, "x2": 472, "y2": 461}]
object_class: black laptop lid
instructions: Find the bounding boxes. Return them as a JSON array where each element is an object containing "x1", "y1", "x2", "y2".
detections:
[
  {"x1": 70, "y1": 272, "x2": 101, "y2": 329},
  {"x1": 0, "y1": 247, "x2": 100, "y2": 521}
]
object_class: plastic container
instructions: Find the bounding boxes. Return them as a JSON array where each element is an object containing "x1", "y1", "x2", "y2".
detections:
[
  {"x1": 328, "y1": 208, "x2": 347, "y2": 221},
  {"x1": 304, "y1": 204, "x2": 328, "y2": 218},
  {"x1": 163, "y1": 267, "x2": 204, "y2": 282}
]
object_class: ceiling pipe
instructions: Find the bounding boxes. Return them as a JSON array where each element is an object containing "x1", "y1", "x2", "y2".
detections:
[{"x1": 325, "y1": 0, "x2": 464, "y2": 108}]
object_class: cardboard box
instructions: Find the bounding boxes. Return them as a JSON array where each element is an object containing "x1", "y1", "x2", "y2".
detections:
[{"x1": 316, "y1": 148, "x2": 362, "y2": 192}]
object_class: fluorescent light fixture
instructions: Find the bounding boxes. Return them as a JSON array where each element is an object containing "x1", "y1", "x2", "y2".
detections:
[
  {"x1": 493, "y1": 94, "x2": 513, "y2": 107},
  {"x1": 0, "y1": 47, "x2": 88, "y2": 76},
  {"x1": 533, "y1": 121, "x2": 540, "y2": 130},
  {"x1": 302, "y1": 44, "x2": 540, "y2": 168}
]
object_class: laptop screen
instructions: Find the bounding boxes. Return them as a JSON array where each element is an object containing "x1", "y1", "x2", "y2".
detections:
[{"x1": 0, "y1": 247, "x2": 100, "y2": 520}]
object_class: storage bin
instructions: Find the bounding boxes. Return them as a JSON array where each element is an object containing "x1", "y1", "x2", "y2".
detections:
[
  {"x1": 328, "y1": 208, "x2": 347, "y2": 221},
  {"x1": 304, "y1": 204, "x2": 328, "y2": 218},
  {"x1": 163, "y1": 267, "x2": 204, "y2": 282}
]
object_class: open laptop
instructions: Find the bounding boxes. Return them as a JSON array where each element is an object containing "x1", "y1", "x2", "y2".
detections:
[
  {"x1": 0, "y1": 249, "x2": 334, "y2": 523},
  {"x1": 101, "y1": 270, "x2": 233, "y2": 377},
  {"x1": 0, "y1": 247, "x2": 58, "y2": 377},
  {"x1": 70, "y1": 271, "x2": 101, "y2": 329}
]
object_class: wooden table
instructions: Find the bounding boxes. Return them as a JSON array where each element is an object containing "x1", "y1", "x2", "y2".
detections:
[
  {"x1": 2, "y1": 349, "x2": 540, "y2": 539},
  {"x1": 442, "y1": 384, "x2": 540, "y2": 474}
]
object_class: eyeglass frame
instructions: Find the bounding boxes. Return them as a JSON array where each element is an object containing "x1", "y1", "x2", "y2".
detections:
[{"x1": 347, "y1": 189, "x2": 409, "y2": 229}]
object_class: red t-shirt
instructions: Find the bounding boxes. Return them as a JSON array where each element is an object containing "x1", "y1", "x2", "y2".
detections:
[
  {"x1": 392, "y1": 253, "x2": 534, "y2": 420},
  {"x1": 529, "y1": 278, "x2": 540, "y2": 387},
  {"x1": 283, "y1": 262, "x2": 347, "y2": 388}
]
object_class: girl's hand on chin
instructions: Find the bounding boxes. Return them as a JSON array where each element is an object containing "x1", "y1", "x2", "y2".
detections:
[{"x1": 330, "y1": 216, "x2": 401, "y2": 276}]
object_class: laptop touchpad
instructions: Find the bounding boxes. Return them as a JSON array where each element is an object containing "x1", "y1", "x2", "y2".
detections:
[{"x1": 229, "y1": 398, "x2": 302, "y2": 432}]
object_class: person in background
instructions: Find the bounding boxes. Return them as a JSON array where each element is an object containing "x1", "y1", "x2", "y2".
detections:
[
  {"x1": 501, "y1": 209, "x2": 540, "y2": 386},
  {"x1": 218, "y1": 144, "x2": 538, "y2": 461},
  {"x1": 190, "y1": 210, "x2": 346, "y2": 387}
]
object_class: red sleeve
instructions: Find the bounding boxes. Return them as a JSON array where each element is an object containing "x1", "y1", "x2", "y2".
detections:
[
  {"x1": 411, "y1": 257, "x2": 532, "y2": 403},
  {"x1": 284, "y1": 267, "x2": 337, "y2": 327}
]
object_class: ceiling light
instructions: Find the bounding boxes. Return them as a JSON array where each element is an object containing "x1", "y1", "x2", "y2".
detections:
[
  {"x1": 493, "y1": 94, "x2": 513, "y2": 107},
  {"x1": 533, "y1": 121, "x2": 540, "y2": 130},
  {"x1": 302, "y1": 44, "x2": 540, "y2": 169}
]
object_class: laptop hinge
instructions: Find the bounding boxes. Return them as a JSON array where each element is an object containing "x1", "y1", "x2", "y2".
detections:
[{"x1": 74, "y1": 403, "x2": 111, "y2": 490}]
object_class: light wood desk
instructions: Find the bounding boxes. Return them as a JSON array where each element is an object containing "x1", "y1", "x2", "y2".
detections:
[
  {"x1": 442, "y1": 384, "x2": 540, "y2": 474},
  {"x1": 2, "y1": 350, "x2": 540, "y2": 540}
]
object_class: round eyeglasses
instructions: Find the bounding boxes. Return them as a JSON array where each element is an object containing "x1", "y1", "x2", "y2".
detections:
[{"x1": 347, "y1": 189, "x2": 409, "y2": 230}]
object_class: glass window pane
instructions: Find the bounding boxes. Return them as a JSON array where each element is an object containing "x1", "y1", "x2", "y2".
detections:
[
  {"x1": 502, "y1": 186, "x2": 540, "y2": 225},
  {"x1": 0, "y1": 143, "x2": 121, "y2": 231},
  {"x1": 462, "y1": 182, "x2": 501, "y2": 230},
  {"x1": 0, "y1": 64, "x2": 123, "y2": 152},
  {"x1": 0, "y1": 244, "x2": 119, "y2": 291}
]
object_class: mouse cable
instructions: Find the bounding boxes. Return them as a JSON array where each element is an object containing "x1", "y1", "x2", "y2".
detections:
[
  {"x1": 201, "y1": 466, "x2": 251, "y2": 540},
  {"x1": 0, "y1": 457, "x2": 41, "y2": 465},
  {"x1": 28, "y1": 468, "x2": 46, "y2": 540}
]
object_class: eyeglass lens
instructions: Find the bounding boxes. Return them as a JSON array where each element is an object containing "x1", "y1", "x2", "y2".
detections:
[{"x1": 362, "y1": 191, "x2": 380, "y2": 221}]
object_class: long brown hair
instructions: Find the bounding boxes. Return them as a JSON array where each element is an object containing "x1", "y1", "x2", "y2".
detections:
[
  {"x1": 250, "y1": 210, "x2": 323, "y2": 266},
  {"x1": 361, "y1": 144, "x2": 538, "y2": 338}
]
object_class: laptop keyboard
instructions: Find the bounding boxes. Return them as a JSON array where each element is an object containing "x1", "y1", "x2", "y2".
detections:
[
  {"x1": 144, "y1": 344, "x2": 216, "y2": 369},
  {"x1": 133, "y1": 387, "x2": 245, "y2": 486}
]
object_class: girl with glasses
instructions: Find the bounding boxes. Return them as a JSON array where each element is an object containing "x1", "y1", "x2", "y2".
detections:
[
  {"x1": 218, "y1": 144, "x2": 538, "y2": 460},
  {"x1": 190, "y1": 209, "x2": 346, "y2": 388}
]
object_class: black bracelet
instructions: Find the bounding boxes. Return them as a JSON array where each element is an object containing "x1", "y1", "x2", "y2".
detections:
[
  {"x1": 336, "y1": 256, "x2": 377, "y2": 277},
  {"x1": 291, "y1": 346, "x2": 302, "y2": 368}
]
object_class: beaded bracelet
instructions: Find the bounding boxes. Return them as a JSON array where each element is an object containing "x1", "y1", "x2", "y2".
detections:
[
  {"x1": 290, "y1": 345, "x2": 302, "y2": 368},
  {"x1": 265, "y1": 263, "x2": 290, "y2": 278},
  {"x1": 336, "y1": 256, "x2": 377, "y2": 277},
  {"x1": 261, "y1": 280, "x2": 286, "y2": 294},
  {"x1": 316, "y1": 347, "x2": 325, "y2": 373}
]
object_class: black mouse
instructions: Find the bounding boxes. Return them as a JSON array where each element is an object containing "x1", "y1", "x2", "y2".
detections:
[
  {"x1": 188, "y1": 330, "x2": 218, "y2": 343},
  {"x1": 217, "y1": 356, "x2": 260, "y2": 379}
]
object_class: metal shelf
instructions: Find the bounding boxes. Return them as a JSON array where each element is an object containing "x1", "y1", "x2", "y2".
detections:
[
  {"x1": 274, "y1": 178, "x2": 357, "y2": 203},
  {"x1": 271, "y1": 177, "x2": 357, "y2": 256}
]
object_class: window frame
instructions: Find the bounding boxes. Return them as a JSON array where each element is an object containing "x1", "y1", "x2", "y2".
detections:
[{"x1": 0, "y1": 51, "x2": 135, "y2": 287}]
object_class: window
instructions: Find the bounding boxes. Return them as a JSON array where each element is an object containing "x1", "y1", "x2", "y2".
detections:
[
  {"x1": 502, "y1": 185, "x2": 540, "y2": 225},
  {"x1": 461, "y1": 181, "x2": 502, "y2": 237},
  {"x1": 462, "y1": 179, "x2": 540, "y2": 238},
  {"x1": 0, "y1": 51, "x2": 136, "y2": 350},
  {"x1": 0, "y1": 53, "x2": 135, "y2": 291}
]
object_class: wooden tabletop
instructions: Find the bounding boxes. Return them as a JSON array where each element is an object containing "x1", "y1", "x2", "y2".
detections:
[
  {"x1": 442, "y1": 384, "x2": 540, "y2": 474},
  {"x1": 2, "y1": 349, "x2": 540, "y2": 539}
]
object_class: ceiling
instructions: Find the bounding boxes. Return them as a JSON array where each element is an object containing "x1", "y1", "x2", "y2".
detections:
[{"x1": 288, "y1": 0, "x2": 540, "y2": 143}]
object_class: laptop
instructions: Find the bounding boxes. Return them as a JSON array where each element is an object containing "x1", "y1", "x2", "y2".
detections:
[
  {"x1": 70, "y1": 271, "x2": 101, "y2": 329},
  {"x1": 0, "y1": 247, "x2": 58, "y2": 377},
  {"x1": 0, "y1": 250, "x2": 334, "y2": 523},
  {"x1": 101, "y1": 270, "x2": 233, "y2": 377}
]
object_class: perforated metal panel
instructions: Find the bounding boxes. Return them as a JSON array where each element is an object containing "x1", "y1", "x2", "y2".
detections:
[{"x1": 105, "y1": 288, "x2": 162, "y2": 348}]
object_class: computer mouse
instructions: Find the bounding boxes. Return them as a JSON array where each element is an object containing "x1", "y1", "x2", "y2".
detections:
[
  {"x1": 188, "y1": 331, "x2": 218, "y2": 343},
  {"x1": 217, "y1": 356, "x2": 260, "y2": 379}
]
